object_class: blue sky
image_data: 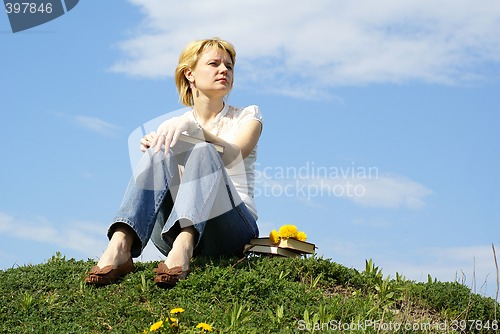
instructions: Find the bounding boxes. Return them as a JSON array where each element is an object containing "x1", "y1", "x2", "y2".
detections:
[{"x1": 1, "y1": 1, "x2": 499, "y2": 298}]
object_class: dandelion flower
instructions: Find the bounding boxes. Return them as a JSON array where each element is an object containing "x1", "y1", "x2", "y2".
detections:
[
  {"x1": 196, "y1": 322, "x2": 213, "y2": 332},
  {"x1": 269, "y1": 229, "x2": 280, "y2": 244},
  {"x1": 168, "y1": 317, "x2": 178, "y2": 327},
  {"x1": 149, "y1": 320, "x2": 163, "y2": 332},
  {"x1": 296, "y1": 231, "x2": 307, "y2": 241},
  {"x1": 279, "y1": 225, "x2": 298, "y2": 239},
  {"x1": 169, "y1": 307, "x2": 185, "y2": 314}
]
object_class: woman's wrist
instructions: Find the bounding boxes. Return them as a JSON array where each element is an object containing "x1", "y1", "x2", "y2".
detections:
[
  {"x1": 186, "y1": 113, "x2": 202, "y2": 136},
  {"x1": 190, "y1": 124, "x2": 202, "y2": 137}
]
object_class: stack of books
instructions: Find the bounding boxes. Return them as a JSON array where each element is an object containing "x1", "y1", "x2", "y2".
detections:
[{"x1": 244, "y1": 237, "x2": 315, "y2": 258}]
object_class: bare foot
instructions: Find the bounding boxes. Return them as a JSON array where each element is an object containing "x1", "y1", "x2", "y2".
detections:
[
  {"x1": 164, "y1": 227, "x2": 195, "y2": 271},
  {"x1": 96, "y1": 224, "x2": 134, "y2": 269}
]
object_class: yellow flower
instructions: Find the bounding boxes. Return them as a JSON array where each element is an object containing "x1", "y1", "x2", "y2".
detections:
[
  {"x1": 196, "y1": 322, "x2": 213, "y2": 332},
  {"x1": 169, "y1": 307, "x2": 185, "y2": 314},
  {"x1": 278, "y1": 225, "x2": 298, "y2": 239},
  {"x1": 269, "y1": 229, "x2": 280, "y2": 244},
  {"x1": 149, "y1": 320, "x2": 163, "y2": 332},
  {"x1": 168, "y1": 317, "x2": 178, "y2": 327},
  {"x1": 296, "y1": 231, "x2": 307, "y2": 242}
]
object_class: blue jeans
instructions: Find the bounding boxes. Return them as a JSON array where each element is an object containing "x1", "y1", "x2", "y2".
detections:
[{"x1": 108, "y1": 142, "x2": 259, "y2": 258}]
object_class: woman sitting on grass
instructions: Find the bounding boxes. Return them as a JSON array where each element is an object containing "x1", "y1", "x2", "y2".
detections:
[{"x1": 85, "y1": 37, "x2": 263, "y2": 287}]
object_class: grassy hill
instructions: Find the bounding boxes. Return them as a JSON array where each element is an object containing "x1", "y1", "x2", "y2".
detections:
[{"x1": 0, "y1": 253, "x2": 498, "y2": 333}]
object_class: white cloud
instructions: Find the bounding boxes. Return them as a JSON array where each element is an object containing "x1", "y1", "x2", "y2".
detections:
[
  {"x1": 380, "y1": 244, "x2": 499, "y2": 297},
  {"x1": 255, "y1": 163, "x2": 432, "y2": 209},
  {"x1": 429, "y1": 245, "x2": 498, "y2": 282},
  {"x1": 111, "y1": 0, "x2": 500, "y2": 98},
  {"x1": 349, "y1": 175, "x2": 432, "y2": 209},
  {"x1": 0, "y1": 211, "x2": 107, "y2": 259},
  {"x1": 0, "y1": 211, "x2": 168, "y2": 266},
  {"x1": 50, "y1": 111, "x2": 122, "y2": 136},
  {"x1": 73, "y1": 115, "x2": 122, "y2": 136}
]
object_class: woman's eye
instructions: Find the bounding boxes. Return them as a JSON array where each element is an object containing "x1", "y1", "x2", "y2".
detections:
[{"x1": 207, "y1": 61, "x2": 232, "y2": 70}]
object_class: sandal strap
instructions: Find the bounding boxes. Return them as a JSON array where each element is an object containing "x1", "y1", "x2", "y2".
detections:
[
  {"x1": 154, "y1": 263, "x2": 190, "y2": 287},
  {"x1": 153, "y1": 263, "x2": 185, "y2": 275},
  {"x1": 85, "y1": 258, "x2": 135, "y2": 286}
]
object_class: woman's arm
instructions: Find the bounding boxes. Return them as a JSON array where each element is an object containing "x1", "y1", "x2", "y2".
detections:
[
  {"x1": 143, "y1": 113, "x2": 262, "y2": 166},
  {"x1": 149, "y1": 114, "x2": 196, "y2": 153},
  {"x1": 200, "y1": 119, "x2": 262, "y2": 166}
]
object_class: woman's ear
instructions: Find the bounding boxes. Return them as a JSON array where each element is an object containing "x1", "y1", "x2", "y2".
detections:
[{"x1": 184, "y1": 68, "x2": 194, "y2": 84}]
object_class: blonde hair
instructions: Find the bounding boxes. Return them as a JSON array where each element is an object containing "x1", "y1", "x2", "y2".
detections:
[{"x1": 175, "y1": 38, "x2": 237, "y2": 106}]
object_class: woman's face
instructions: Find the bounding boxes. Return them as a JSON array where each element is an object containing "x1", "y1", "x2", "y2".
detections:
[{"x1": 187, "y1": 47, "x2": 234, "y2": 98}]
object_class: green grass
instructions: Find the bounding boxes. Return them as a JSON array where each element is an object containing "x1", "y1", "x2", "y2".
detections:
[{"x1": 0, "y1": 253, "x2": 498, "y2": 333}]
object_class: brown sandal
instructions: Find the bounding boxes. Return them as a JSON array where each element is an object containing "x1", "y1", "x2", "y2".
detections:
[
  {"x1": 85, "y1": 257, "x2": 136, "y2": 286},
  {"x1": 154, "y1": 262, "x2": 190, "y2": 288}
]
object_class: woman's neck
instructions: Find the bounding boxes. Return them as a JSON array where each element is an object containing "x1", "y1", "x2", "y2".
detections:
[{"x1": 192, "y1": 97, "x2": 225, "y2": 125}]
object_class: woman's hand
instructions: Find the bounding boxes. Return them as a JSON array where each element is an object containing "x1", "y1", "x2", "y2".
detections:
[
  {"x1": 140, "y1": 131, "x2": 157, "y2": 152},
  {"x1": 150, "y1": 115, "x2": 194, "y2": 154}
]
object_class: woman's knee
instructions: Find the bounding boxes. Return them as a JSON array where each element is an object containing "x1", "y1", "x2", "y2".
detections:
[{"x1": 185, "y1": 142, "x2": 222, "y2": 171}]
